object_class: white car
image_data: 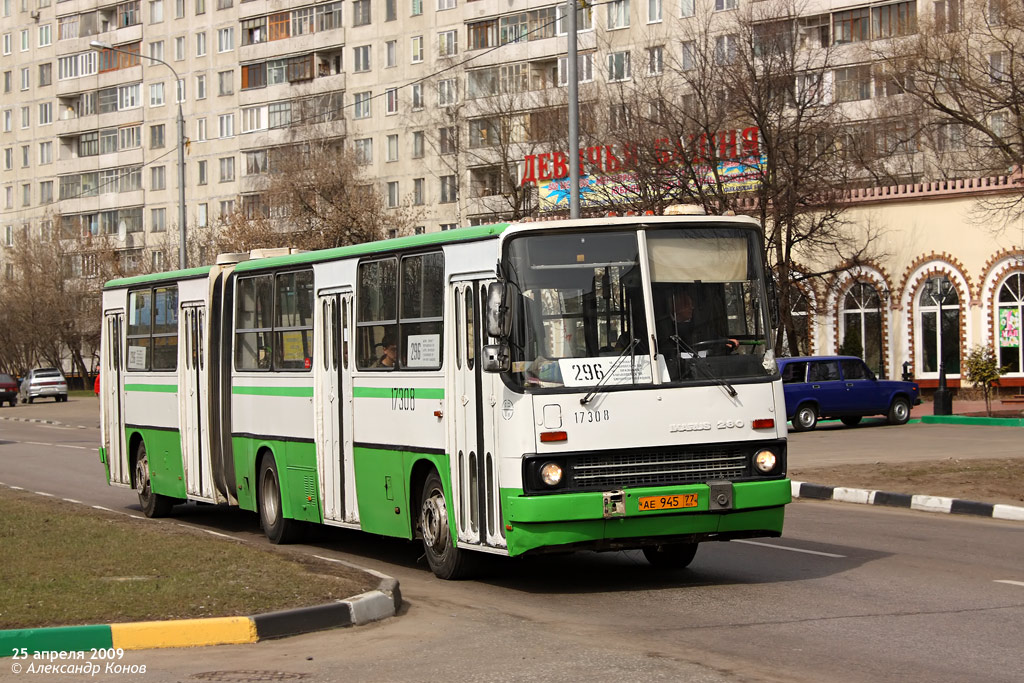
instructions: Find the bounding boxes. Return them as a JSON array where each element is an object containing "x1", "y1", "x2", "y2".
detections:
[{"x1": 20, "y1": 368, "x2": 69, "y2": 403}]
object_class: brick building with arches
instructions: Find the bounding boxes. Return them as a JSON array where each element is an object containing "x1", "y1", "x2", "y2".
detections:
[{"x1": 788, "y1": 174, "x2": 1024, "y2": 391}]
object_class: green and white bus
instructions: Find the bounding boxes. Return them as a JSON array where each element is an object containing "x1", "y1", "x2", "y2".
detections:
[{"x1": 99, "y1": 212, "x2": 791, "y2": 579}]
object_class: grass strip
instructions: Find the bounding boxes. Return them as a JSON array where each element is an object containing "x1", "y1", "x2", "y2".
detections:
[{"x1": 0, "y1": 488, "x2": 376, "y2": 629}]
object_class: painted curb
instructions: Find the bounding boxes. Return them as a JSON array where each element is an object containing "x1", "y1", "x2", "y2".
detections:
[
  {"x1": 920, "y1": 415, "x2": 1024, "y2": 427},
  {"x1": 0, "y1": 576, "x2": 399, "y2": 656},
  {"x1": 791, "y1": 480, "x2": 1024, "y2": 522}
]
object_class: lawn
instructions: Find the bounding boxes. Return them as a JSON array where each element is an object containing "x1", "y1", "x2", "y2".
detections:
[{"x1": 0, "y1": 488, "x2": 376, "y2": 629}]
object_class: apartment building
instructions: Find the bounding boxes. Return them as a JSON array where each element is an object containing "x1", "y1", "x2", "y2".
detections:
[{"x1": 2, "y1": 0, "x2": 1022, "y2": 386}]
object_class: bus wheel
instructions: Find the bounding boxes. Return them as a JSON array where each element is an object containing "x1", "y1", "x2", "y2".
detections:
[
  {"x1": 420, "y1": 471, "x2": 475, "y2": 580},
  {"x1": 135, "y1": 442, "x2": 173, "y2": 518},
  {"x1": 258, "y1": 456, "x2": 302, "y2": 544},
  {"x1": 643, "y1": 543, "x2": 698, "y2": 569}
]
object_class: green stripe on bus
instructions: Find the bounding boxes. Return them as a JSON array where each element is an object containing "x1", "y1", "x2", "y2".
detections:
[
  {"x1": 124, "y1": 384, "x2": 178, "y2": 393},
  {"x1": 352, "y1": 387, "x2": 445, "y2": 399},
  {"x1": 231, "y1": 386, "x2": 315, "y2": 397}
]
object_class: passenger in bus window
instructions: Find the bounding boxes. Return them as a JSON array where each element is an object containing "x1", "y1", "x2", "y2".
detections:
[{"x1": 375, "y1": 330, "x2": 397, "y2": 368}]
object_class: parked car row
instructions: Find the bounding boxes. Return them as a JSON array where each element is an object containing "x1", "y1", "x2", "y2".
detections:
[
  {"x1": 0, "y1": 368, "x2": 70, "y2": 406},
  {"x1": 778, "y1": 355, "x2": 921, "y2": 432}
]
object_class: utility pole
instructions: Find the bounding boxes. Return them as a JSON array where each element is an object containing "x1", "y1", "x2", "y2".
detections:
[{"x1": 566, "y1": 0, "x2": 581, "y2": 219}]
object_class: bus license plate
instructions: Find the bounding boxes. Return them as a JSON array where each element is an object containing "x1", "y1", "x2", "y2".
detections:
[{"x1": 638, "y1": 493, "x2": 699, "y2": 511}]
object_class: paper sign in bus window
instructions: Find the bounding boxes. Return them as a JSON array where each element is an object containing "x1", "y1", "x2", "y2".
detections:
[
  {"x1": 127, "y1": 346, "x2": 147, "y2": 370},
  {"x1": 406, "y1": 334, "x2": 440, "y2": 368}
]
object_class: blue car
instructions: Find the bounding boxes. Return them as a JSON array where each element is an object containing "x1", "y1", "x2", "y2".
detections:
[{"x1": 777, "y1": 355, "x2": 921, "y2": 432}]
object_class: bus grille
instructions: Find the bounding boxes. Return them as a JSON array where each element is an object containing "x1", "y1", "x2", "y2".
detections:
[{"x1": 571, "y1": 447, "x2": 750, "y2": 490}]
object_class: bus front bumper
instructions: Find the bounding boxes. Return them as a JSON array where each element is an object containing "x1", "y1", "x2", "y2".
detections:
[{"x1": 500, "y1": 478, "x2": 791, "y2": 557}]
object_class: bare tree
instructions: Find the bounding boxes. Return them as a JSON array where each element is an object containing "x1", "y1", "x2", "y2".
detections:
[
  {"x1": 217, "y1": 137, "x2": 420, "y2": 253},
  {"x1": 882, "y1": 0, "x2": 1024, "y2": 219}
]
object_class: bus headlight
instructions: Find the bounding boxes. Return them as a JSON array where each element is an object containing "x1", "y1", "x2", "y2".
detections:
[
  {"x1": 539, "y1": 462, "x2": 563, "y2": 487},
  {"x1": 753, "y1": 449, "x2": 778, "y2": 473}
]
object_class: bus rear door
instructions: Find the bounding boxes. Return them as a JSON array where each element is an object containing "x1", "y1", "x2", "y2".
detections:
[
  {"x1": 102, "y1": 311, "x2": 129, "y2": 486},
  {"x1": 181, "y1": 304, "x2": 215, "y2": 501}
]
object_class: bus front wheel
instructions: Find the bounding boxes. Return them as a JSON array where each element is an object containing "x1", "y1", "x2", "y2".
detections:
[
  {"x1": 135, "y1": 442, "x2": 174, "y2": 518},
  {"x1": 258, "y1": 455, "x2": 302, "y2": 544},
  {"x1": 419, "y1": 471, "x2": 476, "y2": 580},
  {"x1": 643, "y1": 543, "x2": 698, "y2": 569}
]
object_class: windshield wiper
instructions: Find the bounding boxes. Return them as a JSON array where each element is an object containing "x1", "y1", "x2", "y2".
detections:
[
  {"x1": 669, "y1": 335, "x2": 738, "y2": 398},
  {"x1": 580, "y1": 338, "x2": 640, "y2": 406}
]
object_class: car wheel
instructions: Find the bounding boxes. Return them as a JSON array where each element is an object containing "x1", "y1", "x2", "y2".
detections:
[
  {"x1": 791, "y1": 404, "x2": 818, "y2": 432},
  {"x1": 888, "y1": 396, "x2": 911, "y2": 425},
  {"x1": 258, "y1": 455, "x2": 303, "y2": 544},
  {"x1": 643, "y1": 543, "x2": 699, "y2": 569},
  {"x1": 840, "y1": 416, "x2": 862, "y2": 427},
  {"x1": 420, "y1": 470, "x2": 477, "y2": 580},
  {"x1": 136, "y1": 441, "x2": 174, "y2": 518}
]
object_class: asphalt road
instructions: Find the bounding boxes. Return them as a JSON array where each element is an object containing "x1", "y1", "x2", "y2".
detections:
[{"x1": 1, "y1": 399, "x2": 1022, "y2": 682}]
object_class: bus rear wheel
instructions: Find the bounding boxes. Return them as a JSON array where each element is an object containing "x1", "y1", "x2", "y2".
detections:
[
  {"x1": 258, "y1": 455, "x2": 302, "y2": 544},
  {"x1": 419, "y1": 471, "x2": 476, "y2": 580},
  {"x1": 643, "y1": 543, "x2": 699, "y2": 569},
  {"x1": 135, "y1": 442, "x2": 174, "y2": 518}
]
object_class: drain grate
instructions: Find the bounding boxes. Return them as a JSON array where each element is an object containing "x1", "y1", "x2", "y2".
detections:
[{"x1": 192, "y1": 672, "x2": 310, "y2": 682}]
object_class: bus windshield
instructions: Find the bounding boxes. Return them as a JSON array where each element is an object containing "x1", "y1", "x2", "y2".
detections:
[{"x1": 503, "y1": 226, "x2": 772, "y2": 390}]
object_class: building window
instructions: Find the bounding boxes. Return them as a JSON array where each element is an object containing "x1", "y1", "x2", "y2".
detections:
[
  {"x1": 834, "y1": 65, "x2": 872, "y2": 102},
  {"x1": 714, "y1": 0, "x2": 737, "y2": 9},
  {"x1": 217, "y1": 27, "x2": 234, "y2": 52},
  {"x1": 196, "y1": 74, "x2": 206, "y2": 99},
  {"x1": 219, "y1": 113, "x2": 234, "y2": 137},
  {"x1": 219, "y1": 70, "x2": 234, "y2": 95},
  {"x1": 175, "y1": 36, "x2": 184, "y2": 60},
  {"x1": 440, "y1": 174, "x2": 456, "y2": 203},
  {"x1": 439, "y1": 126, "x2": 457, "y2": 154},
  {"x1": 353, "y1": 91, "x2": 371, "y2": 119},
  {"x1": 386, "y1": 134, "x2": 398, "y2": 161},
  {"x1": 411, "y1": 0, "x2": 422, "y2": 15},
  {"x1": 198, "y1": 159, "x2": 207, "y2": 184},
  {"x1": 150, "y1": 124, "x2": 165, "y2": 148},
  {"x1": 39, "y1": 180, "x2": 53, "y2": 204},
  {"x1": 151, "y1": 165, "x2": 166, "y2": 190},
  {"x1": 997, "y1": 273, "x2": 1023, "y2": 373},
  {"x1": 196, "y1": 118, "x2": 207, "y2": 141},
  {"x1": 607, "y1": 0, "x2": 629, "y2": 29},
  {"x1": 150, "y1": 82, "x2": 165, "y2": 106},
  {"x1": 840, "y1": 282, "x2": 883, "y2": 376},
  {"x1": 386, "y1": 40, "x2": 397, "y2": 67},
  {"x1": 354, "y1": 45, "x2": 371, "y2": 72},
  {"x1": 833, "y1": 8, "x2": 870, "y2": 44},
  {"x1": 438, "y1": 78, "x2": 457, "y2": 106},
  {"x1": 438, "y1": 0, "x2": 455, "y2": 9},
  {"x1": 438, "y1": 29, "x2": 457, "y2": 56},
  {"x1": 38, "y1": 62, "x2": 52, "y2": 86},
  {"x1": 268, "y1": 101, "x2": 291, "y2": 128},
  {"x1": 219, "y1": 156, "x2": 235, "y2": 181},
  {"x1": 918, "y1": 275, "x2": 960, "y2": 374},
  {"x1": 354, "y1": 138, "x2": 372, "y2": 164},
  {"x1": 413, "y1": 177, "x2": 424, "y2": 204},
  {"x1": 411, "y1": 83, "x2": 423, "y2": 109},
  {"x1": 607, "y1": 51, "x2": 631, "y2": 81},
  {"x1": 196, "y1": 31, "x2": 206, "y2": 56},
  {"x1": 151, "y1": 207, "x2": 166, "y2": 231},
  {"x1": 353, "y1": 0, "x2": 370, "y2": 25},
  {"x1": 411, "y1": 36, "x2": 423, "y2": 63},
  {"x1": 385, "y1": 88, "x2": 398, "y2": 114},
  {"x1": 38, "y1": 102, "x2": 52, "y2": 124},
  {"x1": 647, "y1": 46, "x2": 663, "y2": 75},
  {"x1": 387, "y1": 181, "x2": 399, "y2": 208},
  {"x1": 150, "y1": 0, "x2": 163, "y2": 23},
  {"x1": 38, "y1": 141, "x2": 52, "y2": 164},
  {"x1": 412, "y1": 131, "x2": 424, "y2": 158},
  {"x1": 715, "y1": 34, "x2": 738, "y2": 65}
]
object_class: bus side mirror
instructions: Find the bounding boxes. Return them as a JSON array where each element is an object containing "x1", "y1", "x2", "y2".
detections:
[
  {"x1": 486, "y1": 281, "x2": 513, "y2": 339},
  {"x1": 482, "y1": 343, "x2": 510, "y2": 373}
]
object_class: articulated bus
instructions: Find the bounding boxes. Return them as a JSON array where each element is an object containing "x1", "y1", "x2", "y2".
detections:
[{"x1": 99, "y1": 213, "x2": 791, "y2": 579}]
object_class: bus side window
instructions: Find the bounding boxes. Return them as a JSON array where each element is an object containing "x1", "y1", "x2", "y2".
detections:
[
  {"x1": 466, "y1": 287, "x2": 475, "y2": 370},
  {"x1": 356, "y1": 258, "x2": 398, "y2": 370}
]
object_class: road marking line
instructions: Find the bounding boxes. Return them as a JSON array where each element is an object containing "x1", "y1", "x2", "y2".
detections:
[
  {"x1": 734, "y1": 539, "x2": 846, "y2": 558},
  {"x1": 202, "y1": 530, "x2": 233, "y2": 539},
  {"x1": 92, "y1": 505, "x2": 113, "y2": 511},
  {"x1": 26, "y1": 441, "x2": 52, "y2": 446},
  {"x1": 994, "y1": 580, "x2": 1024, "y2": 588},
  {"x1": 10, "y1": 486, "x2": 23, "y2": 490},
  {"x1": 62, "y1": 498, "x2": 82, "y2": 504},
  {"x1": 56, "y1": 444, "x2": 89, "y2": 450},
  {"x1": 34, "y1": 491, "x2": 54, "y2": 497}
]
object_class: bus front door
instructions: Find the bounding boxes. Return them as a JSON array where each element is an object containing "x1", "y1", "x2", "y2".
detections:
[
  {"x1": 103, "y1": 311, "x2": 129, "y2": 486},
  {"x1": 449, "y1": 280, "x2": 504, "y2": 549},
  {"x1": 181, "y1": 304, "x2": 215, "y2": 501},
  {"x1": 316, "y1": 292, "x2": 355, "y2": 524}
]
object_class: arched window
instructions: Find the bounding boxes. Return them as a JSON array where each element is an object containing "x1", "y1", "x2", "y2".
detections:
[
  {"x1": 997, "y1": 272, "x2": 1023, "y2": 373},
  {"x1": 918, "y1": 275, "x2": 960, "y2": 374},
  {"x1": 840, "y1": 282, "x2": 883, "y2": 376}
]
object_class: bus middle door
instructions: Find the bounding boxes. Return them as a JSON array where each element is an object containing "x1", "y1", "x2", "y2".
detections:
[
  {"x1": 316, "y1": 291, "x2": 354, "y2": 523},
  {"x1": 102, "y1": 311, "x2": 129, "y2": 486},
  {"x1": 181, "y1": 304, "x2": 215, "y2": 501}
]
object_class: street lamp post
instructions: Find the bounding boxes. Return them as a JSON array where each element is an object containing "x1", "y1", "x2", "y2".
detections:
[{"x1": 90, "y1": 41, "x2": 187, "y2": 270}]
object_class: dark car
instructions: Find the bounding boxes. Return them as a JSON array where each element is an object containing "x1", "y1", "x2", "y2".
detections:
[
  {"x1": 777, "y1": 355, "x2": 921, "y2": 432},
  {"x1": 0, "y1": 373, "x2": 18, "y2": 407}
]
